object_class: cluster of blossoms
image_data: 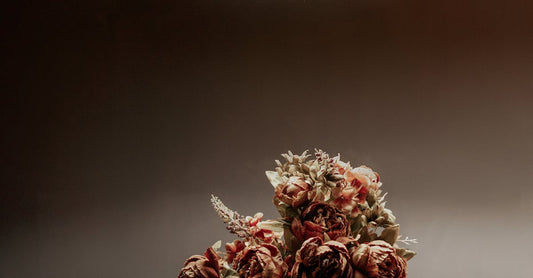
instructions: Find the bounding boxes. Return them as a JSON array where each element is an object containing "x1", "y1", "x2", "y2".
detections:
[{"x1": 178, "y1": 150, "x2": 416, "y2": 278}]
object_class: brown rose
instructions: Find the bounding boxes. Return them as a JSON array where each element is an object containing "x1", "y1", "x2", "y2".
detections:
[
  {"x1": 350, "y1": 240, "x2": 407, "y2": 278},
  {"x1": 291, "y1": 202, "x2": 350, "y2": 241},
  {"x1": 275, "y1": 176, "x2": 312, "y2": 208},
  {"x1": 225, "y1": 240, "x2": 246, "y2": 264},
  {"x1": 178, "y1": 247, "x2": 221, "y2": 278},
  {"x1": 291, "y1": 237, "x2": 352, "y2": 278},
  {"x1": 234, "y1": 244, "x2": 287, "y2": 278}
]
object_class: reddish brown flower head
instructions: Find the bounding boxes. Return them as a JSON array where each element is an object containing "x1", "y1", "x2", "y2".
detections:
[
  {"x1": 225, "y1": 240, "x2": 246, "y2": 264},
  {"x1": 291, "y1": 202, "x2": 350, "y2": 242},
  {"x1": 350, "y1": 240, "x2": 407, "y2": 278},
  {"x1": 234, "y1": 244, "x2": 287, "y2": 278},
  {"x1": 291, "y1": 237, "x2": 352, "y2": 278},
  {"x1": 178, "y1": 248, "x2": 221, "y2": 278},
  {"x1": 246, "y1": 213, "x2": 278, "y2": 244},
  {"x1": 251, "y1": 228, "x2": 277, "y2": 244},
  {"x1": 275, "y1": 176, "x2": 312, "y2": 208}
]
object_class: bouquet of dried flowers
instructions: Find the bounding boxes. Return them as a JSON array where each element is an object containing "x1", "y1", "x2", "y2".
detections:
[{"x1": 178, "y1": 149, "x2": 416, "y2": 278}]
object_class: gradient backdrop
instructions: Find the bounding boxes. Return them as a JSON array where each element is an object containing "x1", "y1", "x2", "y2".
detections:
[{"x1": 2, "y1": 1, "x2": 533, "y2": 277}]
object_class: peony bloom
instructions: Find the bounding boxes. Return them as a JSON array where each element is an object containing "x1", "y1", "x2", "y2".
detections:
[
  {"x1": 291, "y1": 237, "x2": 352, "y2": 278},
  {"x1": 178, "y1": 247, "x2": 221, "y2": 278},
  {"x1": 350, "y1": 240, "x2": 407, "y2": 278},
  {"x1": 275, "y1": 176, "x2": 312, "y2": 208},
  {"x1": 234, "y1": 244, "x2": 287, "y2": 278},
  {"x1": 291, "y1": 202, "x2": 350, "y2": 241}
]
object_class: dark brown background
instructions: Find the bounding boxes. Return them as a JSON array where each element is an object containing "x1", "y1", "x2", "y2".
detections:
[{"x1": 2, "y1": 1, "x2": 532, "y2": 277}]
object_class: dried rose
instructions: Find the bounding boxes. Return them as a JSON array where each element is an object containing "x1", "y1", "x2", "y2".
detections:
[
  {"x1": 331, "y1": 185, "x2": 365, "y2": 217},
  {"x1": 275, "y1": 176, "x2": 312, "y2": 208},
  {"x1": 178, "y1": 247, "x2": 221, "y2": 278},
  {"x1": 291, "y1": 237, "x2": 352, "y2": 278},
  {"x1": 350, "y1": 240, "x2": 407, "y2": 278},
  {"x1": 234, "y1": 244, "x2": 287, "y2": 278},
  {"x1": 246, "y1": 213, "x2": 284, "y2": 244},
  {"x1": 331, "y1": 165, "x2": 382, "y2": 216},
  {"x1": 225, "y1": 240, "x2": 246, "y2": 264},
  {"x1": 291, "y1": 202, "x2": 350, "y2": 241},
  {"x1": 349, "y1": 166, "x2": 380, "y2": 192}
]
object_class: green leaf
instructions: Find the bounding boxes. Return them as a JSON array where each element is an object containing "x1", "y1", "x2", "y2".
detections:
[
  {"x1": 378, "y1": 224, "x2": 399, "y2": 245},
  {"x1": 402, "y1": 249, "x2": 417, "y2": 261},
  {"x1": 257, "y1": 220, "x2": 284, "y2": 233},
  {"x1": 284, "y1": 226, "x2": 301, "y2": 254},
  {"x1": 221, "y1": 265, "x2": 240, "y2": 278},
  {"x1": 266, "y1": 171, "x2": 285, "y2": 188},
  {"x1": 358, "y1": 226, "x2": 378, "y2": 243},
  {"x1": 383, "y1": 208, "x2": 396, "y2": 224},
  {"x1": 273, "y1": 198, "x2": 300, "y2": 218},
  {"x1": 395, "y1": 248, "x2": 417, "y2": 261},
  {"x1": 211, "y1": 240, "x2": 222, "y2": 251},
  {"x1": 350, "y1": 214, "x2": 367, "y2": 236}
]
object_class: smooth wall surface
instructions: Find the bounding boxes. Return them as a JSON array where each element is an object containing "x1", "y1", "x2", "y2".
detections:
[{"x1": 2, "y1": 1, "x2": 533, "y2": 277}]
